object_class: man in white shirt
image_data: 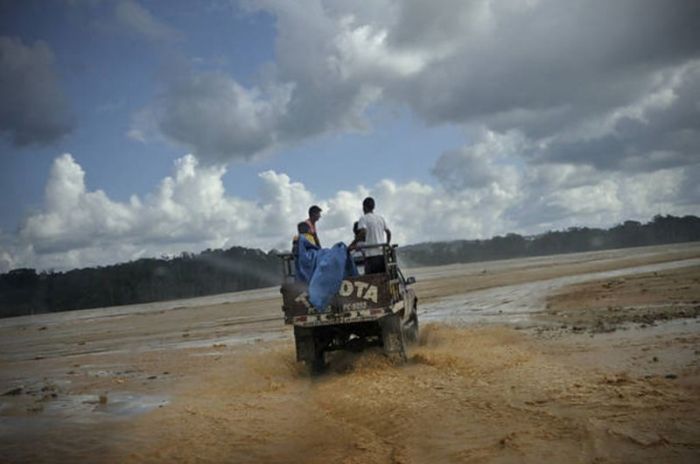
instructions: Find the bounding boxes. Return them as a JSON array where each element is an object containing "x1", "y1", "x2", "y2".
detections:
[{"x1": 350, "y1": 197, "x2": 392, "y2": 274}]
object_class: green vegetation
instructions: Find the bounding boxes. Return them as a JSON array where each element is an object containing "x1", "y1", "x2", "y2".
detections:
[
  {"x1": 399, "y1": 215, "x2": 700, "y2": 267},
  {"x1": 0, "y1": 247, "x2": 278, "y2": 318},
  {"x1": 1, "y1": 215, "x2": 698, "y2": 318}
]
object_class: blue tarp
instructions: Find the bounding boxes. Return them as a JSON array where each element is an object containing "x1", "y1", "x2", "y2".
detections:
[{"x1": 295, "y1": 235, "x2": 357, "y2": 311}]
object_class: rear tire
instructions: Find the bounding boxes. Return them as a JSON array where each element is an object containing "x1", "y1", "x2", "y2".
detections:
[
  {"x1": 295, "y1": 327, "x2": 326, "y2": 374},
  {"x1": 309, "y1": 349, "x2": 325, "y2": 374},
  {"x1": 380, "y1": 313, "x2": 406, "y2": 362},
  {"x1": 403, "y1": 312, "x2": 419, "y2": 344}
]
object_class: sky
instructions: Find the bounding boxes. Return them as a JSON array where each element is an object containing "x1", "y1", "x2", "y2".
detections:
[{"x1": 0, "y1": 0, "x2": 699, "y2": 273}]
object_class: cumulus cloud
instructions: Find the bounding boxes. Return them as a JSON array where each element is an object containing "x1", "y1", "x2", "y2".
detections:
[
  {"x1": 509, "y1": 165, "x2": 689, "y2": 232},
  {"x1": 431, "y1": 125, "x2": 699, "y2": 233},
  {"x1": 4, "y1": 0, "x2": 700, "y2": 270},
  {"x1": 432, "y1": 130, "x2": 524, "y2": 191},
  {"x1": 152, "y1": 73, "x2": 291, "y2": 162},
  {"x1": 132, "y1": 0, "x2": 700, "y2": 186},
  {"x1": 6, "y1": 153, "x2": 318, "y2": 270},
  {"x1": 113, "y1": 0, "x2": 181, "y2": 43},
  {"x1": 21, "y1": 154, "x2": 136, "y2": 254},
  {"x1": 1, "y1": 150, "x2": 697, "y2": 272},
  {"x1": 134, "y1": 0, "x2": 435, "y2": 162},
  {"x1": 0, "y1": 37, "x2": 74, "y2": 146}
]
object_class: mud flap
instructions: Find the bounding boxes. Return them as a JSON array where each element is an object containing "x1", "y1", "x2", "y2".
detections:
[
  {"x1": 294, "y1": 326, "x2": 315, "y2": 362},
  {"x1": 294, "y1": 326, "x2": 325, "y2": 373},
  {"x1": 379, "y1": 313, "x2": 407, "y2": 362}
]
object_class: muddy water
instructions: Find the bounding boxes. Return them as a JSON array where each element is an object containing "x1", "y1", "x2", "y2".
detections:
[
  {"x1": 86, "y1": 325, "x2": 696, "y2": 464},
  {"x1": 422, "y1": 257, "x2": 700, "y2": 326},
  {"x1": 0, "y1": 392, "x2": 168, "y2": 462},
  {"x1": 2, "y1": 244, "x2": 700, "y2": 463},
  {"x1": 5, "y1": 324, "x2": 697, "y2": 463}
]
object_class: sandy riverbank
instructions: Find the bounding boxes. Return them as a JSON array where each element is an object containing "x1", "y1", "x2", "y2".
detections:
[{"x1": 1, "y1": 242, "x2": 699, "y2": 463}]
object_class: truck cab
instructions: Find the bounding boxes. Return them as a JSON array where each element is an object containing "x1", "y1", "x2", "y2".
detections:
[{"x1": 278, "y1": 244, "x2": 418, "y2": 372}]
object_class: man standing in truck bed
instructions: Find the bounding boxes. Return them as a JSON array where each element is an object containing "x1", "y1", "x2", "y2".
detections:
[
  {"x1": 305, "y1": 205, "x2": 322, "y2": 248},
  {"x1": 352, "y1": 197, "x2": 391, "y2": 274}
]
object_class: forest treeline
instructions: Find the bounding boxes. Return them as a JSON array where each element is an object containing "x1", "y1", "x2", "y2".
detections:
[
  {"x1": 1, "y1": 214, "x2": 699, "y2": 318},
  {"x1": 398, "y1": 214, "x2": 700, "y2": 267},
  {"x1": 0, "y1": 247, "x2": 279, "y2": 318}
]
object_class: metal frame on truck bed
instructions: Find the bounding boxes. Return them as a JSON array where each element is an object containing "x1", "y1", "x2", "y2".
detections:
[{"x1": 278, "y1": 244, "x2": 418, "y2": 372}]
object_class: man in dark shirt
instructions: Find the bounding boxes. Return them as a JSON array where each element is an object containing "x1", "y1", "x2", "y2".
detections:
[{"x1": 304, "y1": 205, "x2": 322, "y2": 247}]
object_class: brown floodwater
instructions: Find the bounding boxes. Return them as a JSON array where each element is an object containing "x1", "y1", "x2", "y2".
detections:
[{"x1": 1, "y1": 243, "x2": 699, "y2": 463}]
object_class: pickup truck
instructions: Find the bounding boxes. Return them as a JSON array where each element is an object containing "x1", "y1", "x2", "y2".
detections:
[{"x1": 279, "y1": 244, "x2": 418, "y2": 372}]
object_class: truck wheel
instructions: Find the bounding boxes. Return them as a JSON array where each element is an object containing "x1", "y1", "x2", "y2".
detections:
[
  {"x1": 309, "y1": 349, "x2": 325, "y2": 374},
  {"x1": 380, "y1": 313, "x2": 406, "y2": 362},
  {"x1": 295, "y1": 327, "x2": 326, "y2": 374},
  {"x1": 308, "y1": 332, "x2": 328, "y2": 374},
  {"x1": 403, "y1": 312, "x2": 419, "y2": 344}
]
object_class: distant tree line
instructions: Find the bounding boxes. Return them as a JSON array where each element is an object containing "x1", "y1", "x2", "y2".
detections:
[
  {"x1": 399, "y1": 214, "x2": 700, "y2": 267},
  {"x1": 1, "y1": 215, "x2": 699, "y2": 318},
  {"x1": 0, "y1": 247, "x2": 279, "y2": 318}
]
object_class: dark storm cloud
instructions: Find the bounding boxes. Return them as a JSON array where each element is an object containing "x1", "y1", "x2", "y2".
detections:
[
  {"x1": 539, "y1": 63, "x2": 700, "y2": 170},
  {"x1": 138, "y1": 0, "x2": 699, "y2": 172},
  {"x1": 391, "y1": 0, "x2": 700, "y2": 130},
  {"x1": 406, "y1": 0, "x2": 700, "y2": 186},
  {"x1": 677, "y1": 164, "x2": 700, "y2": 207},
  {"x1": 0, "y1": 37, "x2": 74, "y2": 146}
]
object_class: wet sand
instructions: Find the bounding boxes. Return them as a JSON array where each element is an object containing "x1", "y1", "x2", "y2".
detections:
[{"x1": 1, "y1": 242, "x2": 699, "y2": 463}]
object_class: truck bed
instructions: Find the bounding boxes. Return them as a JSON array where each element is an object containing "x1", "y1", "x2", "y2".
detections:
[{"x1": 280, "y1": 273, "x2": 399, "y2": 326}]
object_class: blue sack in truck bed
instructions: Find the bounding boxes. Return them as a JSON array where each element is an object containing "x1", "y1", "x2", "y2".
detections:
[
  {"x1": 295, "y1": 236, "x2": 357, "y2": 311},
  {"x1": 294, "y1": 234, "x2": 319, "y2": 283}
]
